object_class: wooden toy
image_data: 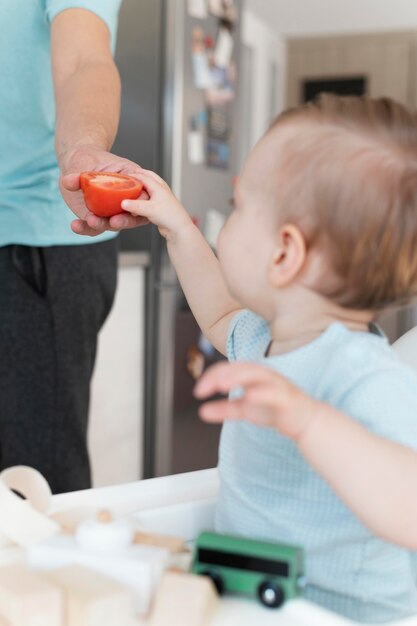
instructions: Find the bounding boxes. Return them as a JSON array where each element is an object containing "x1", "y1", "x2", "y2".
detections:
[
  {"x1": 50, "y1": 506, "x2": 102, "y2": 535},
  {"x1": 28, "y1": 533, "x2": 170, "y2": 615},
  {"x1": 168, "y1": 550, "x2": 193, "y2": 574},
  {"x1": 133, "y1": 531, "x2": 186, "y2": 554},
  {"x1": 0, "y1": 564, "x2": 63, "y2": 626},
  {"x1": 46, "y1": 566, "x2": 134, "y2": 626},
  {"x1": 192, "y1": 532, "x2": 305, "y2": 609},
  {"x1": 123, "y1": 617, "x2": 151, "y2": 626},
  {"x1": 0, "y1": 466, "x2": 59, "y2": 550},
  {"x1": 0, "y1": 547, "x2": 24, "y2": 568},
  {"x1": 75, "y1": 511, "x2": 135, "y2": 553},
  {"x1": 149, "y1": 571, "x2": 218, "y2": 626}
]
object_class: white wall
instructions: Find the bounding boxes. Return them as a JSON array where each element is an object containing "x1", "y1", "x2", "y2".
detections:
[
  {"x1": 245, "y1": 0, "x2": 417, "y2": 37},
  {"x1": 241, "y1": 10, "x2": 286, "y2": 148}
]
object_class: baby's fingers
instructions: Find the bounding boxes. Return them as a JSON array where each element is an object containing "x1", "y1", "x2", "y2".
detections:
[
  {"x1": 128, "y1": 169, "x2": 168, "y2": 197},
  {"x1": 199, "y1": 399, "x2": 245, "y2": 423},
  {"x1": 194, "y1": 361, "x2": 281, "y2": 399},
  {"x1": 121, "y1": 198, "x2": 155, "y2": 219},
  {"x1": 245, "y1": 381, "x2": 296, "y2": 409},
  {"x1": 138, "y1": 168, "x2": 170, "y2": 189},
  {"x1": 199, "y1": 398, "x2": 275, "y2": 426}
]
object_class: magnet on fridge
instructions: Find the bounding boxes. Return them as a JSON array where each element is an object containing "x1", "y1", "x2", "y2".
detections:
[
  {"x1": 208, "y1": 0, "x2": 237, "y2": 23},
  {"x1": 207, "y1": 104, "x2": 231, "y2": 142},
  {"x1": 192, "y1": 27, "x2": 213, "y2": 89},
  {"x1": 196, "y1": 110, "x2": 208, "y2": 127},
  {"x1": 214, "y1": 27, "x2": 234, "y2": 68},
  {"x1": 188, "y1": 0, "x2": 208, "y2": 19},
  {"x1": 207, "y1": 139, "x2": 230, "y2": 170},
  {"x1": 192, "y1": 53, "x2": 213, "y2": 89},
  {"x1": 188, "y1": 116, "x2": 205, "y2": 165}
]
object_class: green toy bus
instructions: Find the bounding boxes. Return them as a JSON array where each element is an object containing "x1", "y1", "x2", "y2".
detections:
[{"x1": 192, "y1": 531, "x2": 305, "y2": 609}]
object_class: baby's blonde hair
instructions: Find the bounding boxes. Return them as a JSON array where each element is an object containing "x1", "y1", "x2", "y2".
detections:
[{"x1": 270, "y1": 94, "x2": 417, "y2": 311}]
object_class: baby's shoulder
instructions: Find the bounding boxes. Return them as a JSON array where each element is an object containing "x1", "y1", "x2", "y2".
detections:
[
  {"x1": 324, "y1": 326, "x2": 417, "y2": 445},
  {"x1": 325, "y1": 324, "x2": 414, "y2": 385}
]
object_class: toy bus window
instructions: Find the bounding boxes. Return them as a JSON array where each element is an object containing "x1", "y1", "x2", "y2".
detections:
[{"x1": 197, "y1": 548, "x2": 290, "y2": 578}]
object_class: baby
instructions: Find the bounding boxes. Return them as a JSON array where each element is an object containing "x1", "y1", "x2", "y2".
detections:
[{"x1": 123, "y1": 95, "x2": 417, "y2": 623}]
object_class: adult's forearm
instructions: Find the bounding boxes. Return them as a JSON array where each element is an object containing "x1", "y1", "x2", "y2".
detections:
[
  {"x1": 54, "y1": 60, "x2": 121, "y2": 169},
  {"x1": 297, "y1": 403, "x2": 417, "y2": 548}
]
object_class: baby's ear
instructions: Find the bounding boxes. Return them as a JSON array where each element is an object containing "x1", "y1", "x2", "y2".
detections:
[{"x1": 268, "y1": 224, "x2": 307, "y2": 288}]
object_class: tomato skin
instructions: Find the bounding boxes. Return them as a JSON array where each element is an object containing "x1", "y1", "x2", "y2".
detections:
[{"x1": 80, "y1": 172, "x2": 144, "y2": 217}]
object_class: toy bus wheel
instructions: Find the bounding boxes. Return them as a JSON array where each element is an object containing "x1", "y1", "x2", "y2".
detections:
[
  {"x1": 201, "y1": 570, "x2": 224, "y2": 595},
  {"x1": 257, "y1": 581, "x2": 285, "y2": 609}
]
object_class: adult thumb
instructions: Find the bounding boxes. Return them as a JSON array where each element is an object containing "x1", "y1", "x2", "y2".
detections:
[{"x1": 61, "y1": 173, "x2": 80, "y2": 191}]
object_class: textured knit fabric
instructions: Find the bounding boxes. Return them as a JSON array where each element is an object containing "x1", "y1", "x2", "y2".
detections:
[
  {"x1": 216, "y1": 309, "x2": 417, "y2": 623},
  {"x1": 0, "y1": 240, "x2": 117, "y2": 493},
  {"x1": 0, "y1": 0, "x2": 121, "y2": 247}
]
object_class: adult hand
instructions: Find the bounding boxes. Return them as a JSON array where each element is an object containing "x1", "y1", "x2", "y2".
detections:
[
  {"x1": 59, "y1": 144, "x2": 150, "y2": 237},
  {"x1": 194, "y1": 361, "x2": 323, "y2": 442}
]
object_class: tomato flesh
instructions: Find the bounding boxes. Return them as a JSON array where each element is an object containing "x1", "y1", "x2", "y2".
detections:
[{"x1": 80, "y1": 172, "x2": 144, "y2": 217}]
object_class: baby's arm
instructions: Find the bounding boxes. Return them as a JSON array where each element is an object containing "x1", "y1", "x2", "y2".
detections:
[
  {"x1": 122, "y1": 171, "x2": 242, "y2": 355},
  {"x1": 195, "y1": 361, "x2": 417, "y2": 549}
]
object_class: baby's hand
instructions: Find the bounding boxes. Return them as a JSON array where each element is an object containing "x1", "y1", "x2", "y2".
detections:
[
  {"x1": 194, "y1": 361, "x2": 321, "y2": 442},
  {"x1": 121, "y1": 170, "x2": 192, "y2": 241}
]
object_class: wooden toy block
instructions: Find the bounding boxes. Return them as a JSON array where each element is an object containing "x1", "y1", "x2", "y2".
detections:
[
  {"x1": 75, "y1": 513, "x2": 134, "y2": 553},
  {"x1": 0, "y1": 564, "x2": 63, "y2": 626},
  {"x1": 168, "y1": 550, "x2": 193, "y2": 573},
  {"x1": 0, "y1": 547, "x2": 24, "y2": 568},
  {"x1": 133, "y1": 531, "x2": 186, "y2": 554},
  {"x1": 149, "y1": 572, "x2": 218, "y2": 626},
  {"x1": 28, "y1": 534, "x2": 170, "y2": 615},
  {"x1": 45, "y1": 566, "x2": 134, "y2": 626},
  {"x1": 50, "y1": 506, "x2": 101, "y2": 535},
  {"x1": 124, "y1": 618, "x2": 150, "y2": 626}
]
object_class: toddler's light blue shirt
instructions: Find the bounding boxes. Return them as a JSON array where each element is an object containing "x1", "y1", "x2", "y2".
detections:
[
  {"x1": 0, "y1": 1, "x2": 121, "y2": 247},
  {"x1": 216, "y1": 310, "x2": 417, "y2": 623}
]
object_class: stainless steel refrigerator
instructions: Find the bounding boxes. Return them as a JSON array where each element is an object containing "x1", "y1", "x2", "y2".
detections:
[{"x1": 113, "y1": 0, "x2": 243, "y2": 478}]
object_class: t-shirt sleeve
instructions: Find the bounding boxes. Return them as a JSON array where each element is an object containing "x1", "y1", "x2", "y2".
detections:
[
  {"x1": 226, "y1": 310, "x2": 246, "y2": 362},
  {"x1": 226, "y1": 309, "x2": 270, "y2": 362},
  {"x1": 340, "y1": 366, "x2": 417, "y2": 451},
  {"x1": 44, "y1": 0, "x2": 121, "y2": 49}
]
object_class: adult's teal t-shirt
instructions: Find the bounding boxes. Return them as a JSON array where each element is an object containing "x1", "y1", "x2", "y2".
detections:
[{"x1": 0, "y1": 0, "x2": 121, "y2": 247}]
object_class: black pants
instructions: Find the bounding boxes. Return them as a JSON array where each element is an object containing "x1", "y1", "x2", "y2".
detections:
[{"x1": 0, "y1": 239, "x2": 118, "y2": 494}]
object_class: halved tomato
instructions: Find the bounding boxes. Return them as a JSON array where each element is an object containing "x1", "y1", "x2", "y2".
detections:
[{"x1": 80, "y1": 172, "x2": 144, "y2": 217}]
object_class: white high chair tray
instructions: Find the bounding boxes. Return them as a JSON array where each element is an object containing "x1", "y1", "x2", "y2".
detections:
[{"x1": 51, "y1": 469, "x2": 417, "y2": 626}]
